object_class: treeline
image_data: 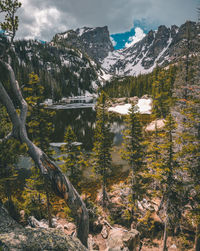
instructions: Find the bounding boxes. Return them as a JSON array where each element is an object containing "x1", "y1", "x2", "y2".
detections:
[{"x1": 104, "y1": 65, "x2": 177, "y2": 99}]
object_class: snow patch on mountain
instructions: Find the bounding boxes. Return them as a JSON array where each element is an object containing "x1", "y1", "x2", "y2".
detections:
[
  {"x1": 102, "y1": 22, "x2": 200, "y2": 77},
  {"x1": 125, "y1": 27, "x2": 145, "y2": 48},
  {"x1": 76, "y1": 27, "x2": 96, "y2": 36}
]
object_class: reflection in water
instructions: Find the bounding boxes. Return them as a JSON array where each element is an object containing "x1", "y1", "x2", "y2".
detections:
[
  {"x1": 50, "y1": 105, "x2": 152, "y2": 151},
  {"x1": 51, "y1": 107, "x2": 97, "y2": 151}
]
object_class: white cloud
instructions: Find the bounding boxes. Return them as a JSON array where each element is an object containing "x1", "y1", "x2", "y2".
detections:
[
  {"x1": 110, "y1": 37, "x2": 117, "y2": 47},
  {"x1": 10, "y1": 0, "x2": 199, "y2": 40},
  {"x1": 18, "y1": 0, "x2": 76, "y2": 40},
  {"x1": 125, "y1": 27, "x2": 146, "y2": 48}
]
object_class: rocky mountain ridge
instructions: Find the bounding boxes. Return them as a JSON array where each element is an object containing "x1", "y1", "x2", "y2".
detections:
[
  {"x1": 52, "y1": 26, "x2": 114, "y2": 64},
  {"x1": 1, "y1": 21, "x2": 198, "y2": 99},
  {"x1": 102, "y1": 21, "x2": 200, "y2": 76}
]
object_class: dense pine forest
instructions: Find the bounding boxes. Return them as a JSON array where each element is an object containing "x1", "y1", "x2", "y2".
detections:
[{"x1": 0, "y1": 1, "x2": 200, "y2": 251}]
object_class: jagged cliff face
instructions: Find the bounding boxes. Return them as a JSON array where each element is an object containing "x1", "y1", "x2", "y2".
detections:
[
  {"x1": 102, "y1": 21, "x2": 200, "y2": 76},
  {"x1": 53, "y1": 26, "x2": 114, "y2": 63}
]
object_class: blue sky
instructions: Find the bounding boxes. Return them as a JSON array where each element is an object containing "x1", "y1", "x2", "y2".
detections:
[{"x1": 111, "y1": 19, "x2": 158, "y2": 50}]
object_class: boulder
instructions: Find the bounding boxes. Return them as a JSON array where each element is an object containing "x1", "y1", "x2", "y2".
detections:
[
  {"x1": 145, "y1": 119, "x2": 166, "y2": 132},
  {"x1": 106, "y1": 228, "x2": 140, "y2": 251},
  {"x1": 0, "y1": 203, "x2": 87, "y2": 251}
]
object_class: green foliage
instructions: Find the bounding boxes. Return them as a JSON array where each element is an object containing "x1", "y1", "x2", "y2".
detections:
[
  {"x1": 92, "y1": 93, "x2": 112, "y2": 174},
  {"x1": 0, "y1": 105, "x2": 27, "y2": 203},
  {"x1": 58, "y1": 126, "x2": 87, "y2": 190},
  {"x1": 92, "y1": 92, "x2": 113, "y2": 177},
  {"x1": 92, "y1": 91, "x2": 113, "y2": 206},
  {"x1": 23, "y1": 72, "x2": 55, "y2": 153},
  {"x1": 174, "y1": 55, "x2": 200, "y2": 229},
  {"x1": 0, "y1": 0, "x2": 21, "y2": 41},
  {"x1": 104, "y1": 65, "x2": 177, "y2": 101},
  {"x1": 121, "y1": 104, "x2": 147, "y2": 210},
  {"x1": 22, "y1": 166, "x2": 51, "y2": 220},
  {"x1": 0, "y1": 105, "x2": 11, "y2": 138},
  {"x1": 152, "y1": 66, "x2": 176, "y2": 118},
  {"x1": 146, "y1": 113, "x2": 185, "y2": 231}
]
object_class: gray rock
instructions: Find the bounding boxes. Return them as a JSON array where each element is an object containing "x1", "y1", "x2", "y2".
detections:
[
  {"x1": 0, "y1": 203, "x2": 87, "y2": 251},
  {"x1": 53, "y1": 26, "x2": 114, "y2": 63},
  {"x1": 106, "y1": 228, "x2": 140, "y2": 251},
  {"x1": 103, "y1": 21, "x2": 200, "y2": 76}
]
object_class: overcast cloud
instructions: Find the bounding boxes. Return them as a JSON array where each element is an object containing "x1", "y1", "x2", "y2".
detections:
[{"x1": 2, "y1": 0, "x2": 199, "y2": 40}]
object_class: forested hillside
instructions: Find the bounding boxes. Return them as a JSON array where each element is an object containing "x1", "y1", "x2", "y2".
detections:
[{"x1": 0, "y1": 34, "x2": 107, "y2": 101}]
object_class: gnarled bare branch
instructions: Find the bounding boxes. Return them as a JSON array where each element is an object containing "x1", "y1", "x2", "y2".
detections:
[
  {"x1": 0, "y1": 68, "x2": 89, "y2": 247},
  {"x1": 0, "y1": 59, "x2": 28, "y2": 124}
]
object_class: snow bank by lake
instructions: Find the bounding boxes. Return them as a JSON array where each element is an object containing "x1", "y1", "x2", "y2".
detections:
[
  {"x1": 108, "y1": 98, "x2": 152, "y2": 115},
  {"x1": 108, "y1": 103, "x2": 132, "y2": 115}
]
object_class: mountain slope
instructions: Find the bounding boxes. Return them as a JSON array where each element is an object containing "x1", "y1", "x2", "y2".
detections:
[
  {"x1": 52, "y1": 26, "x2": 114, "y2": 63},
  {"x1": 102, "y1": 21, "x2": 200, "y2": 76},
  {"x1": 1, "y1": 21, "x2": 198, "y2": 100},
  {"x1": 0, "y1": 35, "x2": 110, "y2": 100}
]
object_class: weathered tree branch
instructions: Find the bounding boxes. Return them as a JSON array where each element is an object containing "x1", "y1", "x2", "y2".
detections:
[
  {"x1": 0, "y1": 62, "x2": 89, "y2": 247},
  {"x1": 0, "y1": 59, "x2": 28, "y2": 124}
]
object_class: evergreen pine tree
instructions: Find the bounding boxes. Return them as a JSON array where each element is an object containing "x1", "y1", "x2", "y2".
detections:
[
  {"x1": 59, "y1": 126, "x2": 86, "y2": 190},
  {"x1": 23, "y1": 72, "x2": 55, "y2": 154},
  {"x1": 22, "y1": 73, "x2": 56, "y2": 226},
  {"x1": 92, "y1": 91, "x2": 113, "y2": 208},
  {"x1": 121, "y1": 104, "x2": 146, "y2": 216},
  {"x1": 147, "y1": 113, "x2": 181, "y2": 251}
]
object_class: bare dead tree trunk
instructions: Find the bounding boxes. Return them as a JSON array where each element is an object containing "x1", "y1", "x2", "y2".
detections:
[
  {"x1": 0, "y1": 60, "x2": 89, "y2": 247},
  {"x1": 46, "y1": 191, "x2": 52, "y2": 228},
  {"x1": 102, "y1": 169, "x2": 106, "y2": 208},
  {"x1": 162, "y1": 204, "x2": 168, "y2": 251}
]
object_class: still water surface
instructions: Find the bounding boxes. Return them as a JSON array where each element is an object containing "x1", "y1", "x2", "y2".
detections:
[{"x1": 50, "y1": 100, "x2": 125, "y2": 151}]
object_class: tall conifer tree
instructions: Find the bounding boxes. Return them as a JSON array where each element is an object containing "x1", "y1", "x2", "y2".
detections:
[
  {"x1": 121, "y1": 104, "x2": 146, "y2": 215},
  {"x1": 92, "y1": 91, "x2": 113, "y2": 208}
]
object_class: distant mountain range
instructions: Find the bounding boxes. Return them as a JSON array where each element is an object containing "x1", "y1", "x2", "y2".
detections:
[
  {"x1": 0, "y1": 21, "x2": 199, "y2": 98},
  {"x1": 102, "y1": 21, "x2": 199, "y2": 76},
  {"x1": 52, "y1": 21, "x2": 199, "y2": 77}
]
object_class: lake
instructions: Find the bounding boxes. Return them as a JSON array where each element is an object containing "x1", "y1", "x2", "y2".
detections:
[
  {"x1": 19, "y1": 98, "x2": 152, "y2": 173},
  {"x1": 49, "y1": 99, "x2": 126, "y2": 151}
]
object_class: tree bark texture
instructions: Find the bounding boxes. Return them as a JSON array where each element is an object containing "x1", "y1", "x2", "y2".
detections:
[
  {"x1": 0, "y1": 60, "x2": 89, "y2": 247},
  {"x1": 46, "y1": 191, "x2": 52, "y2": 228},
  {"x1": 162, "y1": 209, "x2": 168, "y2": 251}
]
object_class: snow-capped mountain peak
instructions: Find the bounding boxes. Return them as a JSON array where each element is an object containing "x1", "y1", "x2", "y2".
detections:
[{"x1": 102, "y1": 21, "x2": 200, "y2": 76}]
